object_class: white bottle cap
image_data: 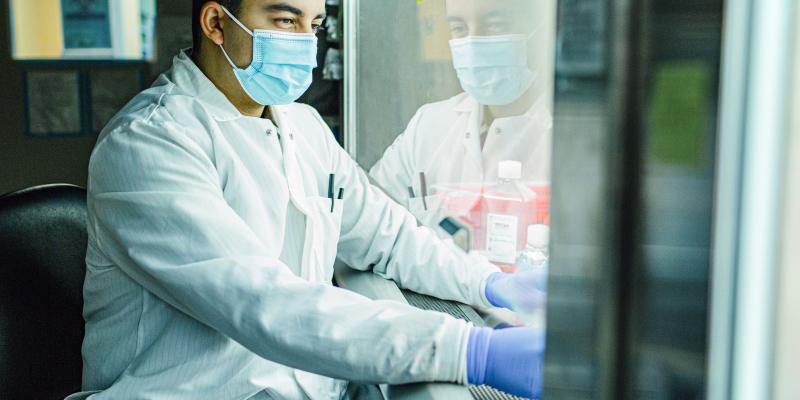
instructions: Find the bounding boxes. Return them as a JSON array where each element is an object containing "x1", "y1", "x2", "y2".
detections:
[
  {"x1": 527, "y1": 224, "x2": 550, "y2": 248},
  {"x1": 498, "y1": 160, "x2": 522, "y2": 180}
]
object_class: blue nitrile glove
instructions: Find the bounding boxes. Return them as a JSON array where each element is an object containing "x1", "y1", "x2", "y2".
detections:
[
  {"x1": 484, "y1": 271, "x2": 547, "y2": 314},
  {"x1": 467, "y1": 326, "x2": 544, "y2": 398}
]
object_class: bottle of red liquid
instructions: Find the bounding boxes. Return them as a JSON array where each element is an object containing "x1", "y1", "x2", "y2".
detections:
[{"x1": 482, "y1": 160, "x2": 538, "y2": 272}]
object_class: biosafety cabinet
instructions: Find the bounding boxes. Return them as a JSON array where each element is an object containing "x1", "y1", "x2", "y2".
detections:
[{"x1": 339, "y1": 0, "x2": 800, "y2": 399}]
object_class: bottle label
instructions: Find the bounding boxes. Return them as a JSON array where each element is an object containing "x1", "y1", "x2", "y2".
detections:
[{"x1": 486, "y1": 213, "x2": 518, "y2": 264}]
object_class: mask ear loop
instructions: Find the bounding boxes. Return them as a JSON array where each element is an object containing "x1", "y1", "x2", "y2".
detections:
[
  {"x1": 219, "y1": 43, "x2": 239, "y2": 69},
  {"x1": 218, "y1": 6, "x2": 254, "y2": 69},
  {"x1": 221, "y1": 6, "x2": 254, "y2": 36}
]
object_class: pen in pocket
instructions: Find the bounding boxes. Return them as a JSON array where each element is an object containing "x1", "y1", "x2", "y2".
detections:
[
  {"x1": 328, "y1": 174, "x2": 335, "y2": 213},
  {"x1": 419, "y1": 172, "x2": 429, "y2": 211}
]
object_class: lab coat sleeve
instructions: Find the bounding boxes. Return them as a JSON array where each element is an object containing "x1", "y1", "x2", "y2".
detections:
[
  {"x1": 313, "y1": 111, "x2": 499, "y2": 309},
  {"x1": 367, "y1": 108, "x2": 422, "y2": 205},
  {"x1": 87, "y1": 119, "x2": 472, "y2": 385}
]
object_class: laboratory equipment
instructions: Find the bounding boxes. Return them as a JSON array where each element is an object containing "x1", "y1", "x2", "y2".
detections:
[
  {"x1": 483, "y1": 161, "x2": 538, "y2": 269},
  {"x1": 439, "y1": 216, "x2": 473, "y2": 252},
  {"x1": 516, "y1": 224, "x2": 550, "y2": 273},
  {"x1": 437, "y1": 184, "x2": 485, "y2": 249}
]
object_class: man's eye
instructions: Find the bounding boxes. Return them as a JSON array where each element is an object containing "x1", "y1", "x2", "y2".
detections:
[
  {"x1": 487, "y1": 23, "x2": 505, "y2": 34},
  {"x1": 312, "y1": 24, "x2": 323, "y2": 32},
  {"x1": 275, "y1": 18, "x2": 295, "y2": 26},
  {"x1": 449, "y1": 24, "x2": 468, "y2": 37},
  {"x1": 484, "y1": 18, "x2": 513, "y2": 35}
]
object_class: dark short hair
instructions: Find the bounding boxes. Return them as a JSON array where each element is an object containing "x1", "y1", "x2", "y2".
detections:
[{"x1": 192, "y1": 0, "x2": 243, "y2": 51}]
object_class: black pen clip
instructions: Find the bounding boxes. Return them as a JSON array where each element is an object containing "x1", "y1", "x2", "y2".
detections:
[
  {"x1": 419, "y1": 172, "x2": 429, "y2": 211},
  {"x1": 328, "y1": 174, "x2": 335, "y2": 213}
]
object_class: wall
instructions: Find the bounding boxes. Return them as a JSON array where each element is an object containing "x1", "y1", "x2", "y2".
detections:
[{"x1": 0, "y1": 0, "x2": 193, "y2": 194}]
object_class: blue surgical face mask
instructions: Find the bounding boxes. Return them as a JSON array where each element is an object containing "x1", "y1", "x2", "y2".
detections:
[
  {"x1": 219, "y1": 7, "x2": 318, "y2": 106},
  {"x1": 449, "y1": 33, "x2": 536, "y2": 106}
]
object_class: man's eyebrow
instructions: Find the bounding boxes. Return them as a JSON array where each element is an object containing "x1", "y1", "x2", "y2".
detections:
[
  {"x1": 446, "y1": 16, "x2": 466, "y2": 23},
  {"x1": 265, "y1": 3, "x2": 305, "y2": 16},
  {"x1": 483, "y1": 10, "x2": 514, "y2": 19},
  {"x1": 264, "y1": 3, "x2": 326, "y2": 20}
]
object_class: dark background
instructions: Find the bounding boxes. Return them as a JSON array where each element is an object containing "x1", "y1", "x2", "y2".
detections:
[{"x1": 0, "y1": 0, "x2": 341, "y2": 194}]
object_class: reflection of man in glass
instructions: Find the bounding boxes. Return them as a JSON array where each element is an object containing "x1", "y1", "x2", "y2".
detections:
[{"x1": 370, "y1": 0, "x2": 552, "y2": 235}]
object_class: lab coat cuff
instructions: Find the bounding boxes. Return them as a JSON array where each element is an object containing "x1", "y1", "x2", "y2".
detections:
[
  {"x1": 428, "y1": 315, "x2": 471, "y2": 385},
  {"x1": 454, "y1": 320, "x2": 472, "y2": 385},
  {"x1": 474, "y1": 259, "x2": 502, "y2": 309}
]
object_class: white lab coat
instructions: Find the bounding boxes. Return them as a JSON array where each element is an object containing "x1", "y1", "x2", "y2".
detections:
[
  {"x1": 369, "y1": 93, "x2": 552, "y2": 229},
  {"x1": 68, "y1": 51, "x2": 498, "y2": 400}
]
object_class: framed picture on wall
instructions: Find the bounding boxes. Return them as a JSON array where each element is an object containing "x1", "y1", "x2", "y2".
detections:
[
  {"x1": 61, "y1": 0, "x2": 114, "y2": 59},
  {"x1": 9, "y1": 0, "x2": 157, "y2": 61},
  {"x1": 23, "y1": 70, "x2": 84, "y2": 137},
  {"x1": 22, "y1": 67, "x2": 147, "y2": 137}
]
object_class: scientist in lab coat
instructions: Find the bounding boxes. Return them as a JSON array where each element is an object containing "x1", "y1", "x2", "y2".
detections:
[
  {"x1": 68, "y1": 0, "x2": 543, "y2": 399},
  {"x1": 370, "y1": 0, "x2": 554, "y2": 229}
]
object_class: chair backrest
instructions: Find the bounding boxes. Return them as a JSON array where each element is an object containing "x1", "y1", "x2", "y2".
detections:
[{"x1": 0, "y1": 184, "x2": 87, "y2": 399}]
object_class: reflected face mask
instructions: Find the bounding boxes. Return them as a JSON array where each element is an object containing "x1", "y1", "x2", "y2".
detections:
[
  {"x1": 219, "y1": 7, "x2": 318, "y2": 106},
  {"x1": 449, "y1": 33, "x2": 536, "y2": 106}
]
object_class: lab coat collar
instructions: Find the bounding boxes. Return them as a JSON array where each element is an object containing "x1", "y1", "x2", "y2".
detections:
[
  {"x1": 455, "y1": 91, "x2": 552, "y2": 183},
  {"x1": 453, "y1": 91, "x2": 550, "y2": 120},
  {"x1": 455, "y1": 92, "x2": 552, "y2": 139},
  {"x1": 458, "y1": 98, "x2": 485, "y2": 182},
  {"x1": 169, "y1": 49, "x2": 248, "y2": 122},
  {"x1": 270, "y1": 106, "x2": 319, "y2": 281},
  {"x1": 454, "y1": 94, "x2": 479, "y2": 114},
  {"x1": 169, "y1": 50, "x2": 305, "y2": 209},
  {"x1": 270, "y1": 106, "x2": 308, "y2": 207},
  {"x1": 454, "y1": 95, "x2": 482, "y2": 143}
]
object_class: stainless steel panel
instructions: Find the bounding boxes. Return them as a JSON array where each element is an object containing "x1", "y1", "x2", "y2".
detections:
[{"x1": 545, "y1": 0, "x2": 724, "y2": 399}]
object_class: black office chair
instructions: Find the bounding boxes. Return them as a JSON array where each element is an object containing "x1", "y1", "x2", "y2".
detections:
[{"x1": 0, "y1": 184, "x2": 87, "y2": 399}]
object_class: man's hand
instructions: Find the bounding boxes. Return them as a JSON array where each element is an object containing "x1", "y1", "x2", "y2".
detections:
[
  {"x1": 484, "y1": 270, "x2": 547, "y2": 315},
  {"x1": 467, "y1": 326, "x2": 544, "y2": 398}
]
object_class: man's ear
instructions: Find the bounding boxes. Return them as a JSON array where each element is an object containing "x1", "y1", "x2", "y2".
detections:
[{"x1": 199, "y1": 2, "x2": 227, "y2": 46}]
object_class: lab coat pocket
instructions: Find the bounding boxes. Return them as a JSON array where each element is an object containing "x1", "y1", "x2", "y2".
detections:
[{"x1": 306, "y1": 196, "x2": 344, "y2": 283}]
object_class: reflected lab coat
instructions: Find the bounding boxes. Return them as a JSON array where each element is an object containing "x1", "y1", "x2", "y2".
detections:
[
  {"x1": 369, "y1": 93, "x2": 552, "y2": 229},
  {"x1": 69, "y1": 51, "x2": 499, "y2": 400}
]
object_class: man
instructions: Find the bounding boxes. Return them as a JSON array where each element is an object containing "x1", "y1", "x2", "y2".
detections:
[
  {"x1": 370, "y1": 0, "x2": 554, "y2": 236},
  {"x1": 67, "y1": 1, "x2": 542, "y2": 399}
]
